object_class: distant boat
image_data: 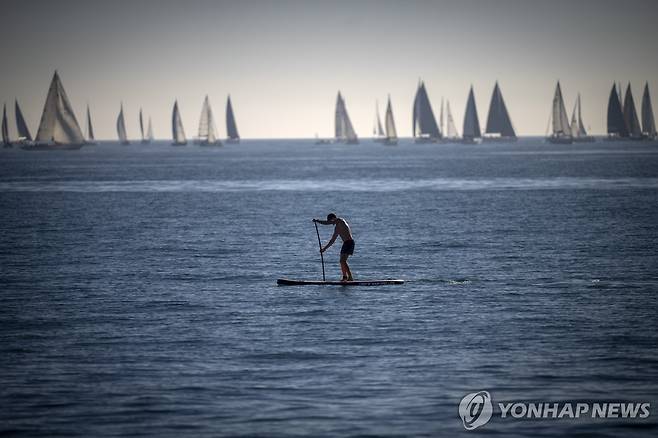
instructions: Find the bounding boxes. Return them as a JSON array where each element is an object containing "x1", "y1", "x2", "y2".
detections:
[
  {"x1": 412, "y1": 80, "x2": 441, "y2": 143},
  {"x1": 443, "y1": 100, "x2": 459, "y2": 142},
  {"x1": 641, "y1": 82, "x2": 656, "y2": 140},
  {"x1": 623, "y1": 84, "x2": 643, "y2": 140},
  {"x1": 606, "y1": 83, "x2": 627, "y2": 139},
  {"x1": 147, "y1": 117, "x2": 154, "y2": 142},
  {"x1": 383, "y1": 95, "x2": 398, "y2": 145},
  {"x1": 462, "y1": 86, "x2": 481, "y2": 144},
  {"x1": 14, "y1": 99, "x2": 33, "y2": 146},
  {"x1": 24, "y1": 71, "x2": 85, "y2": 150},
  {"x1": 335, "y1": 91, "x2": 358, "y2": 144},
  {"x1": 484, "y1": 81, "x2": 516, "y2": 142},
  {"x1": 171, "y1": 100, "x2": 187, "y2": 146},
  {"x1": 117, "y1": 103, "x2": 130, "y2": 145},
  {"x1": 139, "y1": 108, "x2": 150, "y2": 144},
  {"x1": 85, "y1": 105, "x2": 97, "y2": 145},
  {"x1": 2, "y1": 103, "x2": 11, "y2": 148},
  {"x1": 195, "y1": 95, "x2": 221, "y2": 146},
  {"x1": 570, "y1": 94, "x2": 595, "y2": 143},
  {"x1": 314, "y1": 133, "x2": 331, "y2": 145},
  {"x1": 225, "y1": 95, "x2": 240, "y2": 144},
  {"x1": 546, "y1": 81, "x2": 572, "y2": 144},
  {"x1": 373, "y1": 101, "x2": 385, "y2": 142}
]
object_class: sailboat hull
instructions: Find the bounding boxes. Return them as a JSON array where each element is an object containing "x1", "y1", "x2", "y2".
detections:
[
  {"x1": 461, "y1": 137, "x2": 482, "y2": 145},
  {"x1": 573, "y1": 136, "x2": 596, "y2": 143},
  {"x1": 382, "y1": 138, "x2": 398, "y2": 146},
  {"x1": 413, "y1": 137, "x2": 439, "y2": 144},
  {"x1": 546, "y1": 136, "x2": 573, "y2": 145},
  {"x1": 225, "y1": 138, "x2": 240, "y2": 144},
  {"x1": 21, "y1": 142, "x2": 84, "y2": 151}
]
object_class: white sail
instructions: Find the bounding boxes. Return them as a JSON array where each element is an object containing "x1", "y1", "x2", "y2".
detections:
[
  {"x1": 35, "y1": 71, "x2": 85, "y2": 145},
  {"x1": 147, "y1": 117, "x2": 154, "y2": 141},
  {"x1": 439, "y1": 98, "x2": 445, "y2": 135},
  {"x1": 117, "y1": 104, "x2": 129, "y2": 144},
  {"x1": 86, "y1": 105, "x2": 95, "y2": 142},
  {"x1": 197, "y1": 95, "x2": 219, "y2": 144},
  {"x1": 551, "y1": 82, "x2": 571, "y2": 137},
  {"x1": 373, "y1": 101, "x2": 384, "y2": 137},
  {"x1": 446, "y1": 100, "x2": 458, "y2": 138},
  {"x1": 334, "y1": 92, "x2": 358, "y2": 143},
  {"x1": 385, "y1": 96, "x2": 397, "y2": 140},
  {"x1": 172, "y1": 100, "x2": 186, "y2": 145}
]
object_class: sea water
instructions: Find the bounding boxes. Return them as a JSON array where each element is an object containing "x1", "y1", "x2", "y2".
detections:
[{"x1": 1, "y1": 139, "x2": 657, "y2": 437}]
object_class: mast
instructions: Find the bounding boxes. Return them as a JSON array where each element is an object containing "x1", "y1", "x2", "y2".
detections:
[
  {"x1": 607, "y1": 83, "x2": 627, "y2": 137},
  {"x1": 172, "y1": 100, "x2": 186, "y2": 145},
  {"x1": 446, "y1": 100, "x2": 458, "y2": 138},
  {"x1": 2, "y1": 104, "x2": 10, "y2": 146},
  {"x1": 485, "y1": 81, "x2": 516, "y2": 138},
  {"x1": 116, "y1": 103, "x2": 129, "y2": 144},
  {"x1": 462, "y1": 86, "x2": 481, "y2": 140},
  {"x1": 385, "y1": 95, "x2": 397, "y2": 141},
  {"x1": 86, "y1": 105, "x2": 95, "y2": 142},
  {"x1": 641, "y1": 82, "x2": 656, "y2": 137},
  {"x1": 35, "y1": 71, "x2": 85, "y2": 145},
  {"x1": 623, "y1": 84, "x2": 642, "y2": 138},
  {"x1": 226, "y1": 95, "x2": 239, "y2": 141},
  {"x1": 14, "y1": 100, "x2": 33, "y2": 141}
]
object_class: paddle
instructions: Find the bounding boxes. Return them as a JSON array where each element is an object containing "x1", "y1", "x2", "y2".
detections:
[{"x1": 314, "y1": 221, "x2": 326, "y2": 281}]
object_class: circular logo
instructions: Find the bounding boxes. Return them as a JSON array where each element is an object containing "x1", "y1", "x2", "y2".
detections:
[{"x1": 459, "y1": 391, "x2": 493, "y2": 430}]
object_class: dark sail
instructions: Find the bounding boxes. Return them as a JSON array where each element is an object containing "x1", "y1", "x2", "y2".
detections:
[
  {"x1": 226, "y1": 95, "x2": 239, "y2": 141},
  {"x1": 641, "y1": 82, "x2": 656, "y2": 137},
  {"x1": 462, "y1": 86, "x2": 481, "y2": 139},
  {"x1": 607, "y1": 83, "x2": 627, "y2": 137},
  {"x1": 623, "y1": 84, "x2": 642, "y2": 138},
  {"x1": 412, "y1": 81, "x2": 441, "y2": 140},
  {"x1": 2, "y1": 104, "x2": 10, "y2": 145},
  {"x1": 15, "y1": 100, "x2": 33, "y2": 141},
  {"x1": 485, "y1": 82, "x2": 516, "y2": 137}
]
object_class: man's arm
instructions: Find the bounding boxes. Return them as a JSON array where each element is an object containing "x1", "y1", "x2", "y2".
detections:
[
  {"x1": 313, "y1": 219, "x2": 332, "y2": 225},
  {"x1": 321, "y1": 230, "x2": 338, "y2": 253}
]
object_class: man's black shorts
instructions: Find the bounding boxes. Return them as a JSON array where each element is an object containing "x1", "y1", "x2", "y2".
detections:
[{"x1": 340, "y1": 239, "x2": 355, "y2": 255}]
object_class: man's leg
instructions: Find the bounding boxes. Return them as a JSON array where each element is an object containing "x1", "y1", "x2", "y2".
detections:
[{"x1": 341, "y1": 253, "x2": 353, "y2": 281}]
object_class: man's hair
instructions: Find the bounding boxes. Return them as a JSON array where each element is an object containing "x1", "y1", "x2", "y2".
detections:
[{"x1": 327, "y1": 213, "x2": 337, "y2": 221}]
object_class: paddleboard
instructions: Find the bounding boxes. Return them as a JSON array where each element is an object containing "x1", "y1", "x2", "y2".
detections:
[{"x1": 277, "y1": 278, "x2": 404, "y2": 286}]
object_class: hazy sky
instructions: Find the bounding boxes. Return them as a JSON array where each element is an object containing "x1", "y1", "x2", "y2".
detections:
[{"x1": 1, "y1": 0, "x2": 657, "y2": 139}]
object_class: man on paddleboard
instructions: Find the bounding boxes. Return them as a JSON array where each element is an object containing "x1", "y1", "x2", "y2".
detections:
[{"x1": 313, "y1": 213, "x2": 354, "y2": 281}]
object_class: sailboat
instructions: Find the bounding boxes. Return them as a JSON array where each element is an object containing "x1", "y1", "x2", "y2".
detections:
[
  {"x1": 14, "y1": 100, "x2": 33, "y2": 146},
  {"x1": 139, "y1": 108, "x2": 150, "y2": 144},
  {"x1": 171, "y1": 100, "x2": 187, "y2": 146},
  {"x1": 117, "y1": 103, "x2": 129, "y2": 145},
  {"x1": 84, "y1": 105, "x2": 97, "y2": 145},
  {"x1": 25, "y1": 71, "x2": 85, "y2": 150},
  {"x1": 462, "y1": 86, "x2": 481, "y2": 144},
  {"x1": 2, "y1": 103, "x2": 11, "y2": 148},
  {"x1": 147, "y1": 117, "x2": 154, "y2": 143},
  {"x1": 571, "y1": 94, "x2": 595, "y2": 143},
  {"x1": 623, "y1": 84, "x2": 643, "y2": 140},
  {"x1": 335, "y1": 91, "x2": 359, "y2": 144},
  {"x1": 606, "y1": 83, "x2": 627, "y2": 140},
  {"x1": 225, "y1": 95, "x2": 240, "y2": 144},
  {"x1": 546, "y1": 81, "x2": 573, "y2": 144},
  {"x1": 641, "y1": 82, "x2": 656, "y2": 140},
  {"x1": 195, "y1": 95, "x2": 221, "y2": 146},
  {"x1": 442, "y1": 100, "x2": 459, "y2": 142},
  {"x1": 383, "y1": 95, "x2": 398, "y2": 146},
  {"x1": 484, "y1": 81, "x2": 516, "y2": 142},
  {"x1": 373, "y1": 101, "x2": 385, "y2": 143},
  {"x1": 412, "y1": 80, "x2": 441, "y2": 143}
]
